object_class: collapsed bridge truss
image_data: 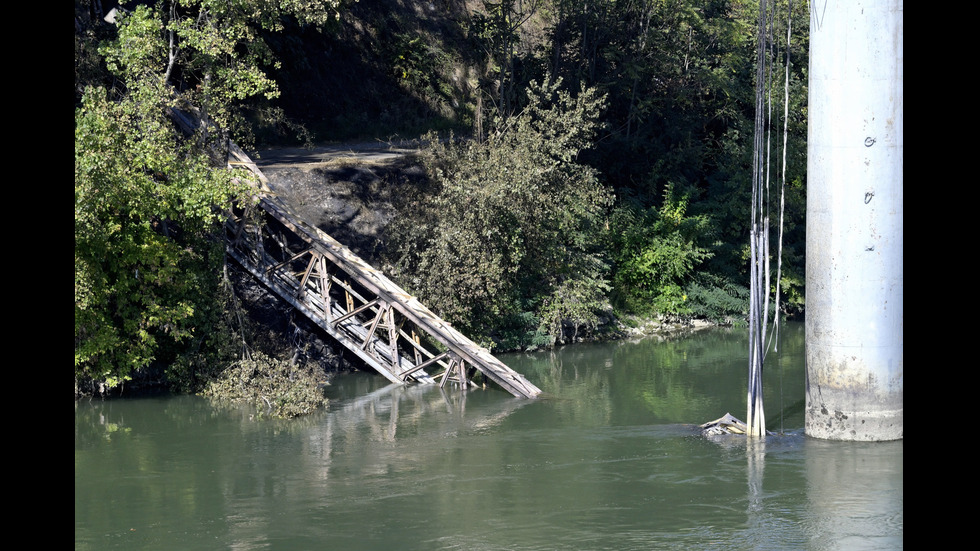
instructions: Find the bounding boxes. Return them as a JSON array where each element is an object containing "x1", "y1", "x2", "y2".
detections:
[{"x1": 222, "y1": 148, "x2": 542, "y2": 399}]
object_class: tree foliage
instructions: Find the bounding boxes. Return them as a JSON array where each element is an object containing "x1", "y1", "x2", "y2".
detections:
[
  {"x1": 382, "y1": 0, "x2": 809, "y2": 343},
  {"x1": 386, "y1": 77, "x2": 612, "y2": 348},
  {"x1": 469, "y1": 0, "x2": 547, "y2": 122},
  {"x1": 610, "y1": 184, "x2": 713, "y2": 316},
  {"x1": 542, "y1": 0, "x2": 809, "y2": 321},
  {"x1": 74, "y1": 82, "x2": 249, "y2": 387},
  {"x1": 74, "y1": 0, "x2": 344, "y2": 390}
]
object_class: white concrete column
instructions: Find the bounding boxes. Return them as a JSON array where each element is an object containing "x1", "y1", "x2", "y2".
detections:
[{"x1": 805, "y1": 0, "x2": 903, "y2": 440}]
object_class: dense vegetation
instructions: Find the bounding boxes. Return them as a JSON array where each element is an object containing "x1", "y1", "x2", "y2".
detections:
[
  {"x1": 386, "y1": 78, "x2": 613, "y2": 349},
  {"x1": 74, "y1": 0, "x2": 344, "y2": 405},
  {"x1": 75, "y1": 0, "x2": 808, "y2": 398},
  {"x1": 373, "y1": 0, "x2": 809, "y2": 346}
]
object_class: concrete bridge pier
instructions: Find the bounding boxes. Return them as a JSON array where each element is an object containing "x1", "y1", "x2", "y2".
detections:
[{"x1": 805, "y1": 0, "x2": 903, "y2": 441}]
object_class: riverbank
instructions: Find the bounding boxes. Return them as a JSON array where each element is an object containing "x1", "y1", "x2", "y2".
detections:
[
  {"x1": 74, "y1": 147, "x2": 727, "y2": 400},
  {"x1": 252, "y1": 147, "x2": 728, "y2": 352}
]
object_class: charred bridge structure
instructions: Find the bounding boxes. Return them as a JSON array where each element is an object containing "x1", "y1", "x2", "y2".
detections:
[{"x1": 222, "y1": 146, "x2": 542, "y2": 399}]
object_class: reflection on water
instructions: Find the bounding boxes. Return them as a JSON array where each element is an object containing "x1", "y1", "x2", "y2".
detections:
[
  {"x1": 75, "y1": 323, "x2": 902, "y2": 550},
  {"x1": 805, "y1": 439, "x2": 904, "y2": 550}
]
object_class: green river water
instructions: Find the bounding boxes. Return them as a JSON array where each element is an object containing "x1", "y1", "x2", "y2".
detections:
[{"x1": 75, "y1": 322, "x2": 903, "y2": 550}]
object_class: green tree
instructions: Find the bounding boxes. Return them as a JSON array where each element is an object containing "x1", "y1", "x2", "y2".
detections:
[
  {"x1": 75, "y1": 84, "x2": 247, "y2": 388},
  {"x1": 74, "y1": 0, "x2": 342, "y2": 391},
  {"x1": 469, "y1": 0, "x2": 545, "y2": 123},
  {"x1": 609, "y1": 183, "x2": 713, "y2": 316},
  {"x1": 543, "y1": 0, "x2": 808, "y2": 321},
  {"x1": 386, "y1": 77, "x2": 612, "y2": 349}
]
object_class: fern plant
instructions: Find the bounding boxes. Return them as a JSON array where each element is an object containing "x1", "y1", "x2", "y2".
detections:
[{"x1": 610, "y1": 183, "x2": 713, "y2": 317}]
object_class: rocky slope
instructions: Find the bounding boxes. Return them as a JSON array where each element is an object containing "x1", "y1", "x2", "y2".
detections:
[{"x1": 253, "y1": 143, "x2": 428, "y2": 267}]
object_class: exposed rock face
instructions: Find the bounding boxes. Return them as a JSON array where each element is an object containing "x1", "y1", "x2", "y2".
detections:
[{"x1": 256, "y1": 150, "x2": 427, "y2": 267}]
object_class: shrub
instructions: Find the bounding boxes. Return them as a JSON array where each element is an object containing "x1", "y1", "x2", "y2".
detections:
[
  {"x1": 610, "y1": 183, "x2": 713, "y2": 317},
  {"x1": 202, "y1": 352, "x2": 327, "y2": 419},
  {"x1": 386, "y1": 77, "x2": 613, "y2": 348}
]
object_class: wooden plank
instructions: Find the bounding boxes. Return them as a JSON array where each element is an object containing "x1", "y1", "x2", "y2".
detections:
[
  {"x1": 361, "y1": 304, "x2": 385, "y2": 351},
  {"x1": 399, "y1": 351, "x2": 449, "y2": 380},
  {"x1": 331, "y1": 299, "x2": 380, "y2": 327}
]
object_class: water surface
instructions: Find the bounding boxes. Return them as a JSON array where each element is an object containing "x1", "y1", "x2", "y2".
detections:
[{"x1": 75, "y1": 323, "x2": 902, "y2": 550}]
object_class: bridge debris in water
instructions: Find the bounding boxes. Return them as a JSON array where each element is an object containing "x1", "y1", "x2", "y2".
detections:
[
  {"x1": 223, "y1": 145, "x2": 542, "y2": 399},
  {"x1": 700, "y1": 413, "x2": 748, "y2": 436},
  {"x1": 700, "y1": 413, "x2": 778, "y2": 437}
]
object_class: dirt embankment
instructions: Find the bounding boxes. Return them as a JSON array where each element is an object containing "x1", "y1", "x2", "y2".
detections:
[{"x1": 251, "y1": 143, "x2": 428, "y2": 266}]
